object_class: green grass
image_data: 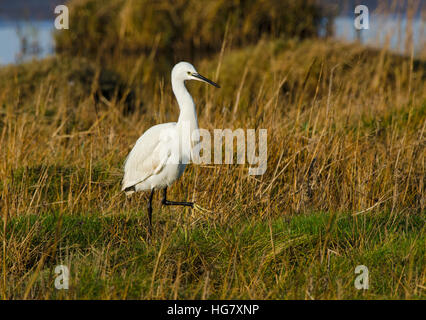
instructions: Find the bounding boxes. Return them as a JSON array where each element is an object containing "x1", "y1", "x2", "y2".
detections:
[{"x1": 4, "y1": 210, "x2": 424, "y2": 299}]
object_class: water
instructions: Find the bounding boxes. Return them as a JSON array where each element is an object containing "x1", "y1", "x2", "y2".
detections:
[
  {"x1": 334, "y1": 15, "x2": 425, "y2": 55},
  {"x1": 0, "y1": 19, "x2": 54, "y2": 65},
  {"x1": 0, "y1": 14, "x2": 423, "y2": 65}
]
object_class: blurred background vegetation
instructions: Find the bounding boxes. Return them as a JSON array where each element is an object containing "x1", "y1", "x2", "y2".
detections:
[{"x1": 54, "y1": 0, "x2": 331, "y2": 64}]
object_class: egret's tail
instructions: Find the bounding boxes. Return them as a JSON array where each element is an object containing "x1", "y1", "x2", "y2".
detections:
[{"x1": 123, "y1": 185, "x2": 136, "y2": 195}]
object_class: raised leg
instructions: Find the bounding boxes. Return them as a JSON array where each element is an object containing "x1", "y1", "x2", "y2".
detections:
[
  {"x1": 147, "y1": 189, "x2": 155, "y2": 236},
  {"x1": 161, "y1": 187, "x2": 193, "y2": 208}
]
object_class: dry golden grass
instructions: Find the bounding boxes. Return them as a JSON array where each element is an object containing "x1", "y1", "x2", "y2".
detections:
[{"x1": 0, "y1": 37, "x2": 425, "y2": 299}]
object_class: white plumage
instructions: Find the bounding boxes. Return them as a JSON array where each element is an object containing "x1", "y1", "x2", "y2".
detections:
[
  {"x1": 121, "y1": 61, "x2": 220, "y2": 235},
  {"x1": 122, "y1": 122, "x2": 183, "y2": 193}
]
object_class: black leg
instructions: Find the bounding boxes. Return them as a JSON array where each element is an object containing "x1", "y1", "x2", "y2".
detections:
[
  {"x1": 161, "y1": 187, "x2": 194, "y2": 208},
  {"x1": 147, "y1": 189, "x2": 155, "y2": 236}
]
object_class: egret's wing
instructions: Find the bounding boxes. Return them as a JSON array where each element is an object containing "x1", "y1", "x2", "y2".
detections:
[
  {"x1": 124, "y1": 142, "x2": 171, "y2": 189},
  {"x1": 122, "y1": 123, "x2": 176, "y2": 191}
]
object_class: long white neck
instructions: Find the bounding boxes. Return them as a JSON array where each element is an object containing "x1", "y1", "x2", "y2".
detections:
[{"x1": 172, "y1": 78, "x2": 199, "y2": 134}]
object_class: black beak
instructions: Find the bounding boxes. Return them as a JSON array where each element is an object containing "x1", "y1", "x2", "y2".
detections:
[{"x1": 192, "y1": 73, "x2": 220, "y2": 88}]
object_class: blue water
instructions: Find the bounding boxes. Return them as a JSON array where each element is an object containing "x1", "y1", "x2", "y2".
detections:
[
  {"x1": 334, "y1": 15, "x2": 425, "y2": 55},
  {"x1": 0, "y1": 20, "x2": 54, "y2": 65},
  {"x1": 0, "y1": 15, "x2": 424, "y2": 65}
]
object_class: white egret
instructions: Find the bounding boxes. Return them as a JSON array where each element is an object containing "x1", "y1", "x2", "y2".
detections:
[{"x1": 122, "y1": 61, "x2": 220, "y2": 235}]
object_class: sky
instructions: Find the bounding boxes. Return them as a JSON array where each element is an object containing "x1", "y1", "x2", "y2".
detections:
[{"x1": 0, "y1": 0, "x2": 64, "y2": 20}]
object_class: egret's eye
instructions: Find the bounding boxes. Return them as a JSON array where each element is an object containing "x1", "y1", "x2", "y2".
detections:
[{"x1": 187, "y1": 71, "x2": 191, "y2": 75}]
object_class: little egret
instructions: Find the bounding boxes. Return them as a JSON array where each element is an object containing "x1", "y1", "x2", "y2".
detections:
[{"x1": 122, "y1": 61, "x2": 220, "y2": 235}]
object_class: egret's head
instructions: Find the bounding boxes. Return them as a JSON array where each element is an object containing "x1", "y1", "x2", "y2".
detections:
[{"x1": 172, "y1": 61, "x2": 220, "y2": 88}]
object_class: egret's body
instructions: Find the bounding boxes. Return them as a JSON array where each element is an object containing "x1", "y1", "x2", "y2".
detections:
[
  {"x1": 122, "y1": 122, "x2": 185, "y2": 192},
  {"x1": 122, "y1": 62, "x2": 219, "y2": 234}
]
